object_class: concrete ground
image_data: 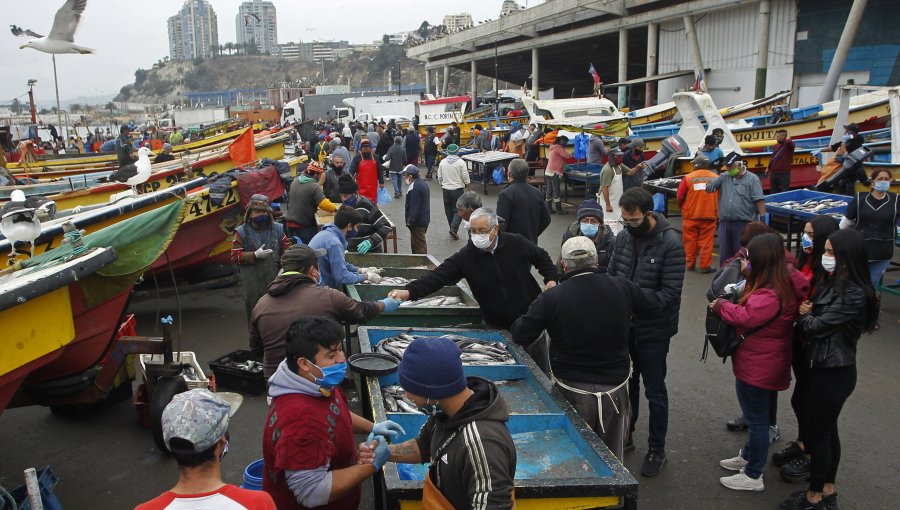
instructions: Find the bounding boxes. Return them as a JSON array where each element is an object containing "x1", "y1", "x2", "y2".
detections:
[{"x1": 1, "y1": 176, "x2": 897, "y2": 509}]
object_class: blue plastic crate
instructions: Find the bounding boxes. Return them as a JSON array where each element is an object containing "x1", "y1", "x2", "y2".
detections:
[
  {"x1": 9, "y1": 466, "x2": 62, "y2": 510},
  {"x1": 563, "y1": 162, "x2": 603, "y2": 174},
  {"x1": 765, "y1": 189, "x2": 849, "y2": 221}
]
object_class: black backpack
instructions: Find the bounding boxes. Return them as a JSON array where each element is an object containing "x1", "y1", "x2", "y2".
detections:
[{"x1": 703, "y1": 295, "x2": 781, "y2": 362}]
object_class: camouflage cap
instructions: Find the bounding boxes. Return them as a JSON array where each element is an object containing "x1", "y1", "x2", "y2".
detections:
[{"x1": 161, "y1": 388, "x2": 243, "y2": 454}]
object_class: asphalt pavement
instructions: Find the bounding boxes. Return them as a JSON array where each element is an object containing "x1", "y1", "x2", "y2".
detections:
[{"x1": 1, "y1": 175, "x2": 897, "y2": 509}]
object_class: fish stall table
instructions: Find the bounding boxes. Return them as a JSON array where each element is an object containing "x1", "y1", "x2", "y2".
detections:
[
  {"x1": 317, "y1": 212, "x2": 400, "y2": 253},
  {"x1": 346, "y1": 284, "x2": 482, "y2": 329},
  {"x1": 562, "y1": 163, "x2": 603, "y2": 202},
  {"x1": 358, "y1": 326, "x2": 638, "y2": 510},
  {"x1": 461, "y1": 151, "x2": 520, "y2": 194},
  {"x1": 643, "y1": 177, "x2": 684, "y2": 218},
  {"x1": 345, "y1": 253, "x2": 440, "y2": 270},
  {"x1": 765, "y1": 190, "x2": 850, "y2": 250}
]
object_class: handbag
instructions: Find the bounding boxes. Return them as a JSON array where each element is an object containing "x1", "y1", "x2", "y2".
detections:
[{"x1": 703, "y1": 296, "x2": 782, "y2": 363}]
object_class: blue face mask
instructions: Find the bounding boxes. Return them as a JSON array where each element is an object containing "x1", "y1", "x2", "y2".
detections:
[
  {"x1": 307, "y1": 359, "x2": 347, "y2": 389},
  {"x1": 874, "y1": 181, "x2": 891, "y2": 192},
  {"x1": 580, "y1": 222, "x2": 599, "y2": 237},
  {"x1": 801, "y1": 233, "x2": 813, "y2": 252},
  {"x1": 347, "y1": 228, "x2": 358, "y2": 238},
  {"x1": 343, "y1": 195, "x2": 357, "y2": 207},
  {"x1": 252, "y1": 214, "x2": 270, "y2": 226}
]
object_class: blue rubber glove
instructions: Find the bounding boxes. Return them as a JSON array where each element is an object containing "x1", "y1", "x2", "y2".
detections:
[
  {"x1": 292, "y1": 236, "x2": 303, "y2": 245},
  {"x1": 372, "y1": 419, "x2": 406, "y2": 439},
  {"x1": 356, "y1": 239, "x2": 373, "y2": 254},
  {"x1": 379, "y1": 298, "x2": 402, "y2": 313},
  {"x1": 366, "y1": 434, "x2": 391, "y2": 471}
]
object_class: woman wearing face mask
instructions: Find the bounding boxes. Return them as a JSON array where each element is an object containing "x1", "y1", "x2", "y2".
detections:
[
  {"x1": 231, "y1": 194, "x2": 291, "y2": 324},
  {"x1": 710, "y1": 234, "x2": 808, "y2": 493},
  {"x1": 557, "y1": 199, "x2": 615, "y2": 276},
  {"x1": 778, "y1": 228, "x2": 877, "y2": 510},
  {"x1": 840, "y1": 168, "x2": 898, "y2": 291}
]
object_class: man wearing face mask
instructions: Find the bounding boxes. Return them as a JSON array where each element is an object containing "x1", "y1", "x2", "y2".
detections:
[
  {"x1": 607, "y1": 188, "x2": 685, "y2": 477},
  {"x1": 348, "y1": 139, "x2": 384, "y2": 204},
  {"x1": 389, "y1": 208, "x2": 557, "y2": 330},
  {"x1": 403, "y1": 165, "x2": 430, "y2": 254},
  {"x1": 263, "y1": 317, "x2": 405, "y2": 510},
  {"x1": 337, "y1": 174, "x2": 392, "y2": 254},
  {"x1": 309, "y1": 206, "x2": 385, "y2": 289},
  {"x1": 250, "y1": 244, "x2": 400, "y2": 379},
  {"x1": 556, "y1": 199, "x2": 615, "y2": 275},
  {"x1": 361, "y1": 336, "x2": 516, "y2": 509},
  {"x1": 286, "y1": 161, "x2": 338, "y2": 244},
  {"x1": 231, "y1": 194, "x2": 292, "y2": 325},
  {"x1": 621, "y1": 139, "x2": 647, "y2": 191},
  {"x1": 137, "y1": 389, "x2": 276, "y2": 510},
  {"x1": 705, "y1": 158, "x2": 766, "y2": 265},
  {"x1": 322, "y1": 155, "x2": 346, "y2": 203},
  {"x1": 496, "y1": 159, "x2": 551, "y2": 244}
]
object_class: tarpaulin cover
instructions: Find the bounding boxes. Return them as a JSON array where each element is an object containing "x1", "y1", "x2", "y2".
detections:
[{"x1": 236, "y1": 164, "x2": 285, "y2": 207}]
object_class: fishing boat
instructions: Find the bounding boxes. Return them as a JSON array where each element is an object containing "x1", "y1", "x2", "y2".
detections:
[
  {"x1": 0, "y1": 246, "x2": 118, "y2": 413},
  {"x1": 358, "y1": 326, "x2": 637, "y2": 509},
  {"x1": 3, "y1": 200, "x2": 189, "y2": 415}
]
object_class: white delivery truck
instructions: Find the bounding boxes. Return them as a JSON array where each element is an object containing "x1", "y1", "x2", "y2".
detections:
[
  {"x1": 330, "y1": 95, "x2": 418, "y2": 124},
  {"x1": 159, "y1": 107, "x2": 230, "y2": 134}
]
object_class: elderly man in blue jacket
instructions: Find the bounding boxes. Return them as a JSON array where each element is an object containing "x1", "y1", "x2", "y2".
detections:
[
  {"x1": 308, "y1": 206, "x2": 383, "y2": 289},
  {"x1": 403, "y1": 165, "x2": 430, "y2": 254}
]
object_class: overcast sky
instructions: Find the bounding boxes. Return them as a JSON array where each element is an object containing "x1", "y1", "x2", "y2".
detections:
[{"x1": 3, "y1": 0, "x2": 543, "y2": 108}]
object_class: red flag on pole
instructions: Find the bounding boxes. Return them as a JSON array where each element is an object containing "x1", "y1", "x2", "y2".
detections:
[
  {"x1": 228, "y1": 128, "x2": 256, "y2": 167},
  {"x1": 589, "y1": 63, "x2": 601, "y2": 86}
]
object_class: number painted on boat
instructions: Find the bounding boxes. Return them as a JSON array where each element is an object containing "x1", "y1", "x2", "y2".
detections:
[{"x1": 184, "y1": 187, "x2": 239, "y2": 221}]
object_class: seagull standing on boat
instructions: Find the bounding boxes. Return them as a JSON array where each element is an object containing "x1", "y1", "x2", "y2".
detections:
[
  {"x1": 0, "y1": 190, "x2": 43, "y2": 264},
  {"x1": 14, "y1": 0, "x2": 95, "y2": 54},
  {"x1": 107, "y1": 146, "x2": 153, "y2": 195}
]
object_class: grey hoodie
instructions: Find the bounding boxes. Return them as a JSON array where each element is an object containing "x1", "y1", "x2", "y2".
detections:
[{"x1": 268, "y1": 359, "x2": 323, "y2": 398}]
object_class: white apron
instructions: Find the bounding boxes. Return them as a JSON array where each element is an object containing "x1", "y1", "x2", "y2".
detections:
[{"x1": 599, "y1": 166, "x2": 624, "y2": 235}]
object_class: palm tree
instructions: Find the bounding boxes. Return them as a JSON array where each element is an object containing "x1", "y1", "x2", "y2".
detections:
[{"x1": 225, "y1": 42, "x2": 234, "y2": 55}]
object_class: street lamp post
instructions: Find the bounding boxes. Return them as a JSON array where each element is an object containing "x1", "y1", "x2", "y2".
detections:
[
  {"x1": 27, "y1": 79, "x2": 38, "y2": 124},
  {"x1": 397, "y1": 60, "x2": 401, "y2": 96}
]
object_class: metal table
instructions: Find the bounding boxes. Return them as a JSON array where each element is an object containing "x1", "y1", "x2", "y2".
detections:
[
  {"x1": 764, "y1": 190, "x2": 849, "y2": 250},
  {"x1": 461, "y1": 151, "x2": 521, "y2": 194},
  {"x1": 642, "y1": 178, "x2": 683, "y2": 218}
]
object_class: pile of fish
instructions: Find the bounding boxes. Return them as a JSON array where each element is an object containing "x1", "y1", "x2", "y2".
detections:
[
  {"x1": 399, "y1": 296, "x2": 466, "y2": 307},
  {"x1": 215, "y1": 358, "x2": 263, "y2": 374},
  {"x1": 382, "y1": 385, "x2": 423, "y2": 413},
  {"x1": 360, "y1": 276, "x2": 411, "y2": 285},
  {"x1": 645, "y1": 177, "x2": 683, "y2": 189},
  {"x1": 768, "y1": 198, "x2": 848, "y2": 213},
  {"x1": 375, "y1": 333, "x2": 516, "y2": 365}
]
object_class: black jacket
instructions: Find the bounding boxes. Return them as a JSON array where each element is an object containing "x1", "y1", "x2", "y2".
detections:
[
  {"x1": 346, "y1": 195, "x2": 392, "y2": 252},
  {"x1": 415, "y1": 377, "x2": 515, "y2": 510},
  {"x1": 405, "y1": 178, "x2": 430, "y2": 228},
  {"x1": 496, "y1": 181, "x2": 551, "y2": 244},
  {"x1": 798, "y1": 282, "x2": 866, "y2": 368},
  {"x1": 607, "y1": 213, "x2": 686, "y2": 342},
  {"x1": 511, "y1": 269, "x2": 661, "y2": 385},
  {"x1": 405, "y1": 131, "x2": 421, "y2": 160},
  {"x1": 557, "y1": 221, "x2": 615, "y2": 276},
  {"x1": 405, "y1": 232, "x2": 557, "y2": 329}
]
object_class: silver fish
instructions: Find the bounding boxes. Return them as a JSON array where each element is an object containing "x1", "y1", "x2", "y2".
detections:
[{"x1": 375, "y1": 334, "x2": 515, "y2": 365}]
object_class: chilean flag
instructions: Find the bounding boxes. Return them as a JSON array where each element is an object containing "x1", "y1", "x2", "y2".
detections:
[
  {"x1": 589, "y1": 63, "x2": 601, "y2": 86},
  {"x1": 693, "y1": 69, "x2": 708, "y2": 92}
]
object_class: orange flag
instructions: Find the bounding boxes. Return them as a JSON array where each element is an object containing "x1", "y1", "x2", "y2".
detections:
[{"x1": 228, "y1": 128, "x2": 256, "y2": 167}]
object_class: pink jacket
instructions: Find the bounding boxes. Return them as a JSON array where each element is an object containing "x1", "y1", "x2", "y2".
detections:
[
  {"x1": 545, "y1": 144, "x2": 568, "y2": 175},
  {"x1": 713, "y1": 268, "x2": 809, "y2": 391}
]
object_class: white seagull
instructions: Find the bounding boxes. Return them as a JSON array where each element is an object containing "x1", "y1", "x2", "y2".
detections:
[
  {"x1": 0, "y1": 190, "x2": 43, "y2": 263},
  {"x1": 106, "y1": 146, "x2": 153, "y2": 195},
  {"x1": 16, "y1": 0, "x2": 95, "y2": 54}
]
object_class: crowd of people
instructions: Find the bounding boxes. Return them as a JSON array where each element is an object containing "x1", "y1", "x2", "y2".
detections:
[{"x1": 136, "y1": 117, "x2": 893, "y2": 510}]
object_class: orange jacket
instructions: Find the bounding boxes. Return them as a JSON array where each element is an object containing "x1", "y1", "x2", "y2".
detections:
[{"x1": 677, "y1": 169, "x2": 719, "y2": 220}]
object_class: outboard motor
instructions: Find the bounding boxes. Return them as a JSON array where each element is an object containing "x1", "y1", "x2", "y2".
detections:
[
  {"x1": 643, "y1": 135, "x2": 689, "y2": 178},
  {"x1": 816, "y1": 145, "x2": 873, "y2": 193}
]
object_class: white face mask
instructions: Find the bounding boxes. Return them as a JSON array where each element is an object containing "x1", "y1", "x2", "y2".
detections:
[
  {"x1": 471, "y1": 233, "x2": 492, "y2": 250},
  {"x1": 821, "y1": 254, "x2": 836, "y2": 273}
]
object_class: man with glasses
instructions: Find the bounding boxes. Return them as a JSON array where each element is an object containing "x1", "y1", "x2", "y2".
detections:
[
  {"x1": 388, "y1": 208, "x2": 557, "y2": 330},
  {"x1": 607, "y1": 188, "x2": 686, "y2": 477}
]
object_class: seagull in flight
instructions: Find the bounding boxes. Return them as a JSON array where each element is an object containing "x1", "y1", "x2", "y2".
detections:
[
  {"x1": 242, "y1": 12, "x2": 260, "y2": 26},
  {"x1": 9, "y1": 25, "x2": 43, "y2": 38},
  {"x1": 16, "y1": 0, "x2": 95, "y2": 54}
]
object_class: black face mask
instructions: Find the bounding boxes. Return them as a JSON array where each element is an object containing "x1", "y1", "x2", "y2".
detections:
[
  {"x1": 333, "y1": 165, "x2": 344, "y2": 173},
  {"x1": 624, "y1": 214, "x2": 652, "y2": 237}
]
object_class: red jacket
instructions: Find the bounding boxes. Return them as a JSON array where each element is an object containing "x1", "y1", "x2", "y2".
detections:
[{"x1": 714, "y1": 268, "x2": 809, "y2": 391}]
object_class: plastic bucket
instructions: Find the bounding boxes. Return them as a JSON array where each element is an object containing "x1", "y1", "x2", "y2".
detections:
[{"x1": 242, "y1": 459, "x2": 264, "y2": 491}]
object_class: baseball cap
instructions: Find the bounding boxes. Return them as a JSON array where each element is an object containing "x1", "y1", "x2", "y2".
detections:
[
  {"x1": 843, "y1": 123, "x2": 860, "y2": 133},
  {"x1": 560, "y1": 236, "x2": 597, "y2": 260},
  {"x1": 692, "y1": 153, "x2": 711, "y2": 169},
  {"x1": 617, "y1": 137, "x2": 630, "y2": 145},
  {"x1": 402, "y1": 164, "x2": 419, "y2": 176},
  {"x1": 161, "y1": 389, "x2": 243, "y2": 454},
  {"x1": 281, "y1": 244, "x2": 327, "y2": 272},
  {"x1": 723, "y1": 151, "x2": 743, "y2": 167}
]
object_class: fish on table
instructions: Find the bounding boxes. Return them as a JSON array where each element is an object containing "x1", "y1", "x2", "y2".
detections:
[
  {"x1": 375, "y1": 334, "x2": 516, "y2": 365},
  {"x1": 768, "y1": 198, "x2": 848, "y2": 212},
  {"x1": 360, "y1": 276, "x2": 411, "y2": 285},
  {"x1": 399, "y1": 296, "x2": 465, "y2": 307},
  {"x1": 382, "y1": 385, "x2": 423, "y2": 413}
]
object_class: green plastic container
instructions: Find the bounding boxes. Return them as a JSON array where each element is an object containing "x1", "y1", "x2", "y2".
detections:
[{"x1": 346, "y1": 284, "x2": 483, "y2": 328}]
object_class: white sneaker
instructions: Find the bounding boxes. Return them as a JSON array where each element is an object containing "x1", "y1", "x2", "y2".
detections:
[
  {"x1": 720, "y1": 450, "x2": 749, "y2": 471},
  {"x1": 720, "y1": 469, "x2": 764, "y2": 491}
]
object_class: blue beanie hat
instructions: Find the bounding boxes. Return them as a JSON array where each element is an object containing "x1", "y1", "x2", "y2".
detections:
[
  {"x1": 398, "y1": 337, "x2": 466, "y2": 400},
  {"x1": 577, "y1": 199, "x2": 604, "y2": 222}
]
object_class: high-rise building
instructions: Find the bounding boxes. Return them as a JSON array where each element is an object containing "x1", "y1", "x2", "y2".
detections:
[
  {"x1": 236, "y1": 0, "x2": 278, "y2": 55},
  {"x1": 167, "y1": 0, "x2": 219, "y2": 61},
  {"x1": 443, "y1": 13, "x2": 474, "y2": 32},
  {"x1": 500, "y1": 0, "x2": 525, "y2": 16}
]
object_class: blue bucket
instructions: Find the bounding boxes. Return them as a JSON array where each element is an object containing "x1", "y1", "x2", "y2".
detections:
[{"x1": 242, "y1": 459, "x2": 264, "y2": 491}]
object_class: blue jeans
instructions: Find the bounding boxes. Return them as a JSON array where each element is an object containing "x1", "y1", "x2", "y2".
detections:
[
  {"x1": 628, "y1": 334, "x2": 670, "y2": 452},
  {"x1": 735, "y1": 379, "x2": 771, "y2": 479},
  {"x1": 868, "y1": 259, "x2": 891, "y2": 288},
  {"x1": 718, "y1": 220, "x2": 748, "y2": 267},
  {"x1": 390, "y1": 172, "x2": 403, "y2": 195},
  {"x1": 424, "y1": 154, "x2": 437, "y2": 176}
]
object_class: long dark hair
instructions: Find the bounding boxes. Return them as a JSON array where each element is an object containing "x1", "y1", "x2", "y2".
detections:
[
  {"x1": 795, "y1": 215, "x2": 839, "y2": 288},
  {"x1": 824, "y1": 229, "x2": 879, "y2": 332},
  {"x1": 741, "y1": 233, "x2": 797, "y2": 307}
]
